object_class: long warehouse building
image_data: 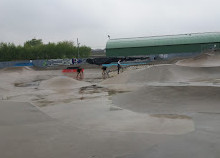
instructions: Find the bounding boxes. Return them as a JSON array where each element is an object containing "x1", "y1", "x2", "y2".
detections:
[{"x1": 106, "y1": 32, "x2": 220, "y2": 58}]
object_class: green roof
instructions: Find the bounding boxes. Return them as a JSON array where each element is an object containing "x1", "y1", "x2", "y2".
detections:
[{"x1": 106, "y1": 32, "x2": 220, "y2": 49}]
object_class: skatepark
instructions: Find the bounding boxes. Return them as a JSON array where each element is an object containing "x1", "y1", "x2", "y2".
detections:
[{"x1": 0, "y1": 51, "x2": 220, "y2": 158}]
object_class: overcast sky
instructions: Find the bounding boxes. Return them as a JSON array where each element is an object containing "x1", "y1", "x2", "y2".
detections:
[{"x1": 1, "y1": 0, "x2": 220, "y2": 49}]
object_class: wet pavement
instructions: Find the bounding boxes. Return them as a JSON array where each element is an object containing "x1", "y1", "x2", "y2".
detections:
[
  {"x1": 0, "y1": 67, "x2": 220, "y2": 158},
  {"x1": 1, "y1": 97, "x2": 220, "y2": 158}
]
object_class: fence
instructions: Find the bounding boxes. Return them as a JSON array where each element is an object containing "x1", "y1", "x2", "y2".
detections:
[
  {"x1": 0, "y1": 58, "x2": 87, "y2": 68},
  {"x1": 0, "y1": 52, "x2": 203, "y2": 68}
]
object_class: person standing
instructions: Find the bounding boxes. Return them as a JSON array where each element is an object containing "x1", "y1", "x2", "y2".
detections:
[{"x1": 117, "y1": 59, "x2": 121, "y2": 74}]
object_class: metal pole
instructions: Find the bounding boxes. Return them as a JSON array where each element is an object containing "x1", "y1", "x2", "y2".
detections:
[{"x1": 77, "y1": 38, "x2": 80, "y2": 58}]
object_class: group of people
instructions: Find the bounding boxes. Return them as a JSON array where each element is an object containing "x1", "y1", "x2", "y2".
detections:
[
  {"x1": 101, "y1": 59, "x2": 122, "y2": 79},
  {"x1": 76, "y1": 59, "x2": 122, "y2": 80}
]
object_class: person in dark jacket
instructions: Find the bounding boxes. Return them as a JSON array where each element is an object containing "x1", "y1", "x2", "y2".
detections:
[
  {"x1": 76, "y1": 67, "x2": 83, "y2": 79},
  {"x1": 102, "y1": 66, "x2": 109, "y2": 79}
]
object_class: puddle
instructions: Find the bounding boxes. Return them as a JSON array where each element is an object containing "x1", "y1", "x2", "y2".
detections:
[
  {"x1": 150, "y1": 114, "x2": 192, "y2": 120},
  {"x1": 78, "y1": 96, "x2": 101, "y2": 100},
  {"x1": 108, "y1": 90, "x2": 128, "y2": 96},
  {"x1": 14, "y1": 79, "x2": 44, "y2": 87}
]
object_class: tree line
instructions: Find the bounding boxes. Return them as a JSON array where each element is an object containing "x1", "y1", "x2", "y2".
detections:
[{"x1": 0, "y1": 39, "x2": 91, "y2": 61}]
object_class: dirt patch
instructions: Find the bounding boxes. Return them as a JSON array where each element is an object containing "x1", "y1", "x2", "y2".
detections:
[
  {"x1": 79, "y1": 85, "x2": 107, "y2": 94},
  {"x1": 79, "y1": 85, "x2": 128, "y2": 96},
  {"x1": 35, "y1": 100, "x2": 55, "y2": 107}
]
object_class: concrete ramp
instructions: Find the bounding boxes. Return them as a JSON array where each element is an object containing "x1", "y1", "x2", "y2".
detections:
[
  {"x1": 102, "y1": 64, "x2": 220, "y2": 85},
  {"x1": 113, "y1": 86, "x2": 220, "y2": 114},
  {"x1": 176, "y1": 51, "x2": 220, "y2": 67}
]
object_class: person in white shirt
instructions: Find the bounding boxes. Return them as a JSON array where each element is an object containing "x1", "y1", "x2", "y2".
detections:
[{"x1": 117, "y1": 59, "x2": 121, "y2": 74}]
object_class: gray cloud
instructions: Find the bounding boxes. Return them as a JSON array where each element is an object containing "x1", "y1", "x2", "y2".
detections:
[{"x1": 0, "y1": 0, "x2": 220, "y2": 49}]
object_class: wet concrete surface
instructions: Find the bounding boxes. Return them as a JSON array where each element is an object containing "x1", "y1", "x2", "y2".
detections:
[
  {"x1": 0, "y1": 101, "x2": 53, "y2": 126},
  {"x1": 1, "y1": 99, "x2": 220, "y2": 158},
  {"x1": 0, "y1": 67, "x2": 220, "y2": 157}
]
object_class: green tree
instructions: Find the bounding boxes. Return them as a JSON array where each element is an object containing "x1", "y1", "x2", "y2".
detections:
[
  {"x1": 79, "y1": 46, "x2": 91, "y2": 58},
  {"x1": 24, "y1": 38, "x2": 43, "y2": 47},
  {"x1": 0, "y1": 39, "x2": 91, "y2": 61}
]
